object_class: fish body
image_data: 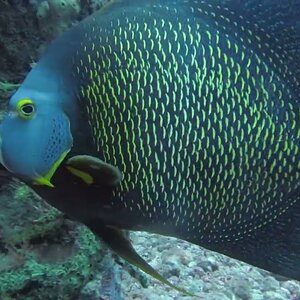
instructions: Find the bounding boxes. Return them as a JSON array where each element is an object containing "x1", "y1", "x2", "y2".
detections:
[{"x1": 1, "y1": 0, "x2": 300, "y2": 287}]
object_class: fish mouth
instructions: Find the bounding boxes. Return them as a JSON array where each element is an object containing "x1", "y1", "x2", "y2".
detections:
[{"x1": 33, "y1": 149, "x2": 70, "y2": 188}]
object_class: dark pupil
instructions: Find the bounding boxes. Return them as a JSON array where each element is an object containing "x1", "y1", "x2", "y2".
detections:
[{"x1": 22, "y1": 104, "x2": 34, "y2": 115}]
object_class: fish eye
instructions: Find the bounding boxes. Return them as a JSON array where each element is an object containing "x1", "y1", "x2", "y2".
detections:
[{"x1": 16, "y1": 99, "x2": 36, "y2": 120}]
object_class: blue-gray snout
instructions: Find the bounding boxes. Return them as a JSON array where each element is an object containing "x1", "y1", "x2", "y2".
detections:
[{"x1": 0, "y1": 107, "x2": 73, "y2": 186}]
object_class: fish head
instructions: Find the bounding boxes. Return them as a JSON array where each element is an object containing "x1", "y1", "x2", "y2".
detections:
[{"x1": 0, "y1": 84, "x2": 73, "y2": 187}]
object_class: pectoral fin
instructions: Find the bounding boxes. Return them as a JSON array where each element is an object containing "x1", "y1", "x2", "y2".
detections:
[
  {"x1": 65, "y1": 155, "x2": 122, "y2": 186},
  {"x1": 86, "y1": 221, "x2": 196, "y2": 297}
]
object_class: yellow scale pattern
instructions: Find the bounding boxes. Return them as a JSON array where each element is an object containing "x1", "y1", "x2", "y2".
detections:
[{"x1": 73, "y1": 5, "x2": 300, "y2": 243}]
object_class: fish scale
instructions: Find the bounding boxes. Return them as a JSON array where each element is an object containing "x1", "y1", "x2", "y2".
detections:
[{"x1": 69, "y1": 1, "x2": 300, "y2": 247}]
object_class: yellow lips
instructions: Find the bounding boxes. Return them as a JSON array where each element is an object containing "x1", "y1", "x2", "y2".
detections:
[{"x1": 33, "y1": 150, "x2": 70, "y2": 188}]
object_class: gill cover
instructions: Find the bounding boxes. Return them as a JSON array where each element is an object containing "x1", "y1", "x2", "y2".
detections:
[{"x1": 0, "y1": 89, "x2": 73, "y2": 187}]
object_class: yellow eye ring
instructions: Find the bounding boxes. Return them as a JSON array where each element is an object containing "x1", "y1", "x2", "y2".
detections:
[{"x1": 16, "y1": 99, "x2": 36, "y2": 120}]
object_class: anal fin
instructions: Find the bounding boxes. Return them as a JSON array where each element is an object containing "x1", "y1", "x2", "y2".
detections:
[
  {"x1": 86, "y1": 220, "x2": 196, "y2": 297},
  {"x1": 208, "y1": 189, "x2": 300, "y2": 280}
]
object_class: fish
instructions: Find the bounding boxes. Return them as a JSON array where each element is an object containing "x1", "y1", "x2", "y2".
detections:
[{"x1": 0, "y1": 0, "x2": 300, "y2": 295}]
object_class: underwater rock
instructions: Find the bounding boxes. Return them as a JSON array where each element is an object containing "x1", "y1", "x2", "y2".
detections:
[
  {"x1": 34, "y1": 0, "x2": 111, "y2": 40},
  {"x1": 35, "y1": 0, "x2": 81, "y2": 40},
  {"x1": 282, "y1": 281, "x2": 300, "y2": 298},
  {"x1": 0, "y1": 0, "x2": 110, "y2": 84},
  {"x1": 78, "y1": 253, "x2": 123, "y2": 300},
  {"x1": 228, "y1": 277, "x2": 251, "y2": 300},
  {"x1": 0, "y1": 2, "x2": 41, "y2": 83},
  {"x1": 0, "y1": 0, "x2": 112, "y2": 117},
  {"x1": 83, "y1": 0, "x2": 110, "y2": 13},
  {"x1": 0, "y1": 182, "x2": 63, "y2": 246},
  {"x1": 0, "y1": 181, "x2": 106, "y2": 300},
  {"x1": 263, "y1": 291, "x2": 290, "y2": 300},
  {"x1": 261, "y1": 276, "x2": 281, "y2": 292},
  {"x1": 120, "y1": 232, "x2": 300, "y2": 300}
]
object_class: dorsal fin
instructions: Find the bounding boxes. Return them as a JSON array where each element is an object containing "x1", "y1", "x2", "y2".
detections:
[
  {"x1": 96, "y1": 0, "x2": 300, "y2": 98},
  {"x1": 158, "y1": 0, "x2": 300, "y2": 99},
  {"x1": 189, "y1": 0, "x2": 300, "y2": 98}
]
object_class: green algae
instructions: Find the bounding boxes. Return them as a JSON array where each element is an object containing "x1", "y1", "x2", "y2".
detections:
[
  {"x1": 0, "y1": 226, "x2": 103, "y2": 300},
  {"x1": 0, "y1": 80, "x2": 20, "y2": 118},
  {"x1": 0, "y1": 184, "x2": 63, "y2": 246},
  {"x1": 0, "y1": 181, "x2": 104, "y2": 300},
  {"x1": 0, "y1": 81, "x2": 19, "y2": 93},
  {"x1": 0, "y1": 81, "x2": 19, "y2": 108}
]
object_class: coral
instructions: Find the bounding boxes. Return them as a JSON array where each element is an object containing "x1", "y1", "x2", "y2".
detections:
[
  {"x1": 49, "y1": 0, "x2": 81, "y2": 18},
  {"x1": 35, "y1": 0, "x2": 81, "y2": 39},
  {"x1": 0, "y1": 183, "x2": 62, "y2": 246},
  {"x1": 85, "y1": 0, "x2": 110, "y2": 12},
  {"x1": 0, "y1": 0, "x2": 110, "y2": 84},
  {"x1": 0, "y1": 177, "x2": 126, "y2": 300},
  {"x1": 0, "y1": 181, "x2": 105, "y2": 299},
  {"x1": 0, "y1": 225, "x2": 103, "y2": 300},
  {"x1": 34, "y1": 0, "x2": 111, "y2": 40}
]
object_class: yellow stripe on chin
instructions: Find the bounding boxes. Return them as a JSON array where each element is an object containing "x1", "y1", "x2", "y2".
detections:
[
  {"x1": 34, "y1": 177, "x2": 54, "y2": 188},
  {"x1": 33, "y1": 149, "x2": 70, "y2": 188}
]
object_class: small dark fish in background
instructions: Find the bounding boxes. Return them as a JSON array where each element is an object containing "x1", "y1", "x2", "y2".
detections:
[{"x1": 0, "y1": 0, "x2": 299, "y2": 296}]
